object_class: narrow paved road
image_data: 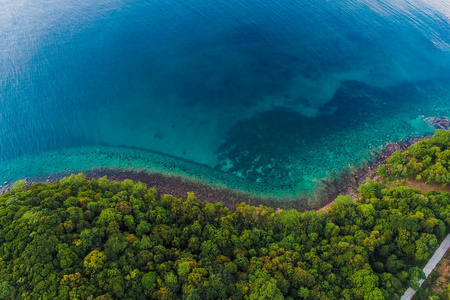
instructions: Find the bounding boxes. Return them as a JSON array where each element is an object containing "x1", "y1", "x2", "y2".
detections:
[{"x1": 400, "y1": 233, "x2": 450, "y2": 300}]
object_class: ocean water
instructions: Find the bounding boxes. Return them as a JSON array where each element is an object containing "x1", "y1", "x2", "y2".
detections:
[{"x1": 1, "y1": 0, "x2": 450, "y2": 200}]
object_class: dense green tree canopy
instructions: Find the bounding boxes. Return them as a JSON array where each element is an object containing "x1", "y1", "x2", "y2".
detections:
[
  {"x1": 0, "y1": 131, "x2": 449, "y2": 299},
  {"x1": 379, "y1": 130, "x2": 450, "y2": 185}
]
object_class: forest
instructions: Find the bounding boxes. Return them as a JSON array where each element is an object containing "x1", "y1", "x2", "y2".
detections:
[{"x1": 0, "y1": 131, "x2": 450, "y2": 299}]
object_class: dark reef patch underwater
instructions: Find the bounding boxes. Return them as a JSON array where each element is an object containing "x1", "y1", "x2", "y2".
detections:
[{"x1": 1, "y1": 0, "x2": 450, "y2": 206}]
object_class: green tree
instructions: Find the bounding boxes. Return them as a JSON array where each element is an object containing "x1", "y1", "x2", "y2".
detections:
[
  {"x1": 84, "y1": 249, "x2": 106, "y2": 274},
  {"x1": 249, "y1": 278, "x2": 283, "y2": 300},
  {"x1": 142, "y1": 272, "x2": 158, "y2": 290},
  {"x1": 0, "y1": 281, "x2": 14, "y2": 299},
  {"x1": 178, "y1": 261, "x2": 191, "y2": 277},
  {"x1": 97, "y1": 208, "x2": 122, "y2": 226},
  {"x1": 408, "y1": 266, "x2": 425, "y2": 291}
]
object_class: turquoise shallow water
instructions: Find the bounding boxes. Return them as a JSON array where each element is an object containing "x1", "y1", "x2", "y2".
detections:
[{"x1": 1, "y1": 0, "x2": 450, "y2": 200}]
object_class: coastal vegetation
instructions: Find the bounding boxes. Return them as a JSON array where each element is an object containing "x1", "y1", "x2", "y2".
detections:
[
  {"x1": 378, "y1": 129, "x2": 450, "y2": 185},
  {"x1": 0, "y1": 130, "x2": 450, "y2": 299}
]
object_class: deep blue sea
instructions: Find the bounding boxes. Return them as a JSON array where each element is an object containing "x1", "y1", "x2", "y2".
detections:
[{"x1": 1, "y1": 0, "x2": 450, "y2": 199}]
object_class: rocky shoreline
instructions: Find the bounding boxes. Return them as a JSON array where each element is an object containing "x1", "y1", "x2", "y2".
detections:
[
  {"x1": 0, "y1": 136, "x2": 431, "y2": 211},
  {"x1": 316, "y1": 135, "x2": 431, "y2": 202}
]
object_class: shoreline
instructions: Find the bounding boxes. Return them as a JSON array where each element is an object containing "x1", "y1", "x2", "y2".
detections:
[
  {"x1": 315, "y1": 135, "x2": 430, "y2": 209},
  {"x1": 1, "y1": 135, "x2": 430, "y2": 211}
]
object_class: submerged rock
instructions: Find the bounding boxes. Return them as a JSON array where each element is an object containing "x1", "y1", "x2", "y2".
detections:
[{"x1": 424, "y1": 116, "x2": 449, "y2": 130}]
